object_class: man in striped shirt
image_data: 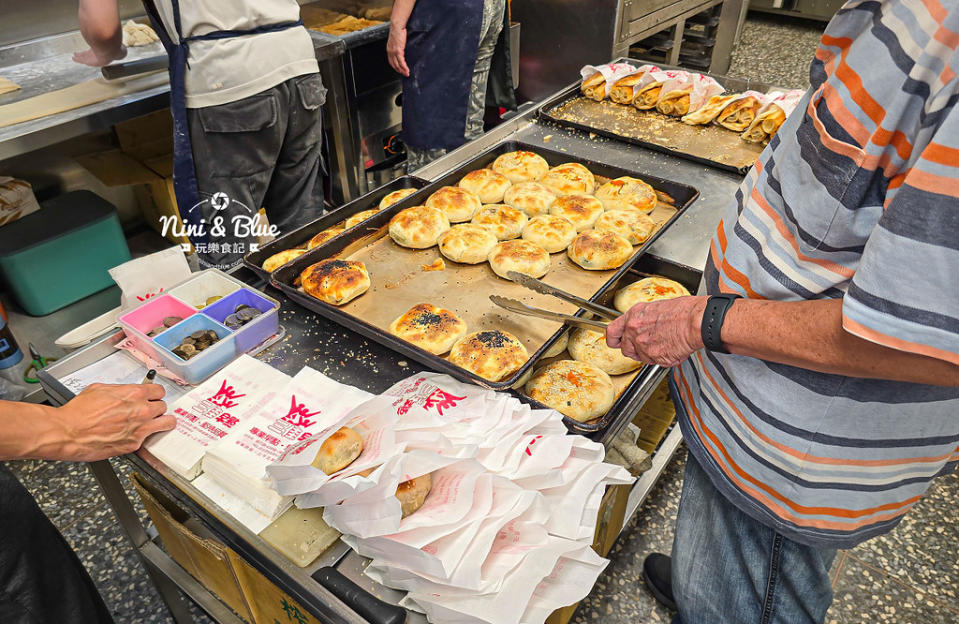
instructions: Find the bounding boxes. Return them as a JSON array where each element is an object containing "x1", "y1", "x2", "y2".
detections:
[{"x1": 606, "y1": 1, "x2": 959, "y2": 621}]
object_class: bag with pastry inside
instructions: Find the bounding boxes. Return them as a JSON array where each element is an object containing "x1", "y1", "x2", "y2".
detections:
[
  {"x1": 578, "y1": 63, "x2": 639, "y2": 100},
  {"x1": 632, "y1": 69, "x2": 687, "y2": 110},
  {"x1": 608, "y1": 64, "x2": 659, "y2": 104},
  {"x1": 741, "y1": 89, "x2": 804, "y2": 143},
  {"x1": 713, "y1": 90, "x2": 768, "y2": 131},
  {"x1": 540, "y1": 461, "x2": 633, "y2": 540},
  {"x1": 656, "y1": 73, "x2": 723, "y2": 116}
]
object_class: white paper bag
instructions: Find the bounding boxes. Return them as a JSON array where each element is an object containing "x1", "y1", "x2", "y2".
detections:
[
  {"x1": 579, "y1": 63, "x2": 640, "y2": 98},
  {"x1": 541, "y1": 463, "x2": 633, "y2": 540},
  {"x1": 112, "y1": 246, "x2": 192, "y2": 310},
  {"x1": 520, "y1": 546, "x2": 610, "y2": 624}
]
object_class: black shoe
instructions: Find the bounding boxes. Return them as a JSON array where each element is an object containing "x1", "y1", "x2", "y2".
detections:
[{"x1": 643, "y1": 553, "x2": 677, "y2": 611}]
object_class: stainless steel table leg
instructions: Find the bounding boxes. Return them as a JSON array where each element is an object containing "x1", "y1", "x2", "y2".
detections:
[
  {"x1": 711, "y1": 0, "x2": 745, "y2": 74},
  {"x1": 669, "y1": 19, "x2": 685, "y2": 66}
]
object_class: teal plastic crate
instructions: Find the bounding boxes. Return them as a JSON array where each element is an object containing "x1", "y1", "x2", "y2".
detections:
[{"x1": 0, "y1": 190, "x2": 131, "y2": 316}]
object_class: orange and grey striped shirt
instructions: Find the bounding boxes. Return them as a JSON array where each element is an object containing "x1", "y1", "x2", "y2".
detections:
[{"x1": 673, "y1": 0, "x2": 959, "y2": 548}]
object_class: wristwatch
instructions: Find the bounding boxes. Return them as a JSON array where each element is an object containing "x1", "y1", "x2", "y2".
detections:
[{"x1": 700, "y1": 294, "x2": 741, "y2": 354}]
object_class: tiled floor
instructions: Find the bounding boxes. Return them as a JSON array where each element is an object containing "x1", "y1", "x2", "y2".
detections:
[{"x1": 6, "y1": 12, "x2": 958, "y2": 624}]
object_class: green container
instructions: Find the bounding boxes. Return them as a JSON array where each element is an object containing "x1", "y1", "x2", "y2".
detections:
[{"x1": 0, "y1": 190, "x2": 131, "y2": 316}]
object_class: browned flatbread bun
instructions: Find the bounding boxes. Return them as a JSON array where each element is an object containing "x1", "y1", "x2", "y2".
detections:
[
  {"x1": 613, "y1": 277, "x2": 691, "y2": 313},
  {"x1": 522, "y1": 215, "x2": 578, "y2": 253},
  {"x1": 389, "y1": 205, "x2": 451, "y2": 249},
  {"x1": 438, "y1": 223, "x2": 499, "y2": 264},
  {"x1": 301, "y1": 259, "x2": 371, "y2": 306},
  {"x1": 458, "y1": 168, "x2": 512, "y2": 204},
  {"x1": 379, "y1": 187, "x2": 419, "y2": 210},
  {"x1": 524, "y1": 360, "x2": 615, "y2": 422},
  {"x1": 568, "y1": 328, "x2": 641, "y2": 375},
  {"x1": 593, "y1": 210, "x2": 655, "y2": 245},
  {"x1": 307, "y1": 226, "x2": 345, "y2": 249},
  {"x1": 567, "y1": 230, "x2": 634, "y2": 270},
  {"x1": 594, "y1": 176, "x2": 657, "y2": 213},
  {"x1": 344, "y1": 209, "x2": 381, "y2": 230},
  {"x1": 471, "y1": 204, "x2": 529, "y2": 241},
  {"x1": 448, "y1": 330, "x2": 529, "y2": 382},
  {"x1": 425, "y1": 186, "x2": 483, "y2": 223},
  {"x1": 313, "y1": 426, "x2": 363, "y2": 475},
  {"x1": 491, "y1": 151, "x2": 550, "y2": 184},
  {"x1": 580, "y1": 72, "x2": 607, "y2": 100},
  {"x1": 541, "y1": 163, "x2": 596, "y2": 196},
  {"x1": 262, "y1": 249, "x2": 306, "y2": 273},
  {"x1": 488, "y1": 239, "x2": 551, "y2": 280},
  {"x1": 389, "y1": 303, "x2": 468, "y2": 355},
  {"x1": 396, "y1": 473, "x2": 432, "y2": 518},
  {"x1": 503, "y1": 181, "x2": 556, "y2": 217},
  {"x1": 549, "y1": 193, "x2": 604, "y2": 232}
]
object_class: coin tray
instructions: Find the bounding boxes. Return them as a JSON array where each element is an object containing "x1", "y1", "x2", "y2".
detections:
[
  {"x1": 117, "y1": 294, "x2": 197, "y2": 357},
  {"x1": 153, "y1": 314, "x2": 235, "y2": 384},
  {"x1": 201, "y1": 288, "x2": 279, "y2": 353},
  {"x1": 168, "y1": 270, "x2": 242, "y2": 310}
]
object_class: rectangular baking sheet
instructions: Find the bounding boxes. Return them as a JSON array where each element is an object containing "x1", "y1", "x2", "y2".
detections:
[
  {"x1": 271, "y1": 139, "x2": 699, "y2": 391},
  {"x1": 536, "y1": 59, "x2": 776, "y2": 175},
  {"x1": 243, "y1": 176, "x2": 428, "y2": 282}
]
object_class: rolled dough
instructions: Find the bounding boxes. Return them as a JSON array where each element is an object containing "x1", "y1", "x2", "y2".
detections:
[
  {"x1": 123, "y1": 20, "x2": 160, "y2": 47},
  {"x1": 0, "y1": 77, "x2": 20, "y2": 96}
]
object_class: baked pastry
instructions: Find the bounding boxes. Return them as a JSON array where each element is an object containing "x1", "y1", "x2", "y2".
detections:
[
  {"x1": 549, "y1": 193, "x2": 604, "y2": 232},
  {"x1": 313, "y1": 427, "x2": 363, "y2": 474},
  {"x1": 379, "y1": 187, "x2": 419, "y2": 210},
  {"x1": 458, "y1": 169, "x2": 512, "y2": 204},
  {"x1": 344, "y1": 209, "x2": 380, "y2": 230},
  {"x1": 491, "y1": 151, "x2": 549, "y2": 184},
  {"x1": 613, "y1": 277, "x2": 691, "y2": 313},
  {"x1": 389, "y1": 205, "x2": 451, "y2": 249},
  {"x1": 594, "y1": 177, "x2": 657, "y2": 213},
  {"x1": 567, "y1": 230, "x2": 633, "y2": 270},
  {"x1": 610, "y1": 73, "x2": 646, "y2": 105},
  {"x1": 307, "y1": 226, "x2": 345, "y2": 249},
  {"x1": 716, "y1": 94, "x2": 763, "y2": 132},
  {"x1": 471, "y1": 204, "x2": 528, "y2": 240},
  {"x1": 681, "y1": 94, "x2": 739, "y2": 125},
  {"x1": 656, "y1": 86, "x2": 694, "y2": 116},
  {"x1": 568, "y1": 328, "x2": 641, "y2": 375},
  {"x1": 541, "y1": 163, "x2": 596, "y2": 196},
  {"x1": 503, "y1": 182, "x2": 556, "y2": 217},
  {"x1": 593, "y1": 210, "x2": 655, "y2": 245},
  {"x1": 261, "y1": 249, "x2": 306, "y2": 273},
  {"x1": 396, "y1": 473, "x2": 432, "y2": 518},
  {"x1": 425, "y1": 186, "x2": 482, "y2": 223},
  {"x1": 524, "y1": 360, "x2": 615, "y2": 422},
  {"x1": 488, "y1": 239, "x2": 551, "y2": 279},
  {"x1": 580, "y1": 72, "x2": 607, "y2": 101},
  {"x1": 301, "y1": 259, "x2": 371, "y2": 306},
  {"x1": 448, "y1": 330, "x2": 529, "y2": 382},
  {"x1": 633, "y1": 80, "x2": 666, "y2": 110},
  {"x1": 438, "y1": 223, "x2": 498, "y2": 264},
  {"x1": 742, "y1": 104, "x2": 787, "y2": 144},
  {"x1": 543, "y1": 330, "x2": 569, "y2": 359},
  {"x1": 522, "y1": 214, "x2": 577, "y2": 253},
  {"x1": 389, "y1": 303, "x2": 468, "y2": 355}
]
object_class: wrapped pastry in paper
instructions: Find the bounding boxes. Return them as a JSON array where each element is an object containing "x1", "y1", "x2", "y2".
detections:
[
  {"x1": 741, "y1": 89, "x2": 805, "y2": 144},
  {"x1": 579, "y1": 63, "x2": 640, "y2": 101},
  {"x1": 608, "y1": 64, "x2": 660, "y2": 104},
  {"x1": 143, "y1": 355, "x2": 289, "y2": 479},
  {"x1": 632, "y1": 70, "x2": 688, "y2": 110},
  {"x1": 714, "y1": 90, "x2": 767, "y2": 131},
  {"x1": 681, "y1": 93, "x2": 740, "y2": 125},
  {"x1": 656, "y1": 73, "x2": 724, "y2": 116}
]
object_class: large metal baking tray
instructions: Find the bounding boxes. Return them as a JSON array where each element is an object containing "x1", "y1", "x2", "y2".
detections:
[
  {"x1": 243, "y1": 176, "x2": 428, "y2": 282},
  {"x1": 271, "y1": 139, "x2": 699, "y2": 391},
  {"x1": 520, "y1": 253, "x2": 702, "y2": 437},
  {"x1": 537, "y1": 59, "x2": 777, "y2": 175}
]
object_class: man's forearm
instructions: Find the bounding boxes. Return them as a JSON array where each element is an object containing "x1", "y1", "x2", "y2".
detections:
[
  {"x1": 0, "y1": 401, "x2": 71, "y2": 461},
  {"x1": 390, "y1": 0, "x2": 416, "y2": 29},
  {"x1": 721, "y1": 298, "x2": 959, "y2": 386},
  {"x1": 78, "y1": 0, "x2": 123, "y2": 59}
]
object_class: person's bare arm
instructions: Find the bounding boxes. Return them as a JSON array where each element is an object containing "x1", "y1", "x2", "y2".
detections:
[
  {"x1": 387, "y1": 0, "x2": 416, "y2": 77},
  {"x1": 606, "y1": 296, "x2": 959, "y2": 387},
  {"x1": 0, "y1": 383, "x2": 175, "y2": 462},
  {"x1": 74, "y1": 0, "x2": 126, "y2": 67}
]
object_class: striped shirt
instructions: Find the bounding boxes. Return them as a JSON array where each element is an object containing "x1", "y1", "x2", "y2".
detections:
[{"x1": 673, "y1": 0, "x2": 959, "y2": 549}]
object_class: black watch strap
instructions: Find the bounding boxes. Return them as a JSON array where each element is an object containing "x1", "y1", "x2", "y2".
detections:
[{"x1": 701, "y1": 294, "x2": 741, "y2": 354}]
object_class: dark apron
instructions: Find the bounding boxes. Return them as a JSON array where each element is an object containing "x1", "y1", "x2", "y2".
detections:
[
  {"x1": 401, "y1": 0, "x2": 485, "y2": 151},
  {"x1": 141, "y1": 0, "x2": 302, "y2": 246}
]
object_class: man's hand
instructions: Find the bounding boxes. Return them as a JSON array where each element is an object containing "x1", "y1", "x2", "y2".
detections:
[
  {"x1": 387, "y1": 25, "x2": 410, "y2": 77},
  {"x1": 73, "y1": 45, "x2": 127, "y2": 67},
  {"x1": 606, "y1": 296, "x2": 707, "y2": 367},
  {"x1": 53, "y1": 383, "x2": 174, "y2": 462}
]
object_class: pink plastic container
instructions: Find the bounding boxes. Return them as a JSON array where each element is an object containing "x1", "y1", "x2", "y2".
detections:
[{"x1": 117, "y1": 294, "x2": 197, "y2": 357}]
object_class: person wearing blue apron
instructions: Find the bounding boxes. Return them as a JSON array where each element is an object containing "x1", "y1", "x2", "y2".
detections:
[
  {"x1": 75, "y1": 0, "x2": 326, "y2": 270},
  {"x1": 388, "y1": 0, "x2": 516, "y2": 172}
]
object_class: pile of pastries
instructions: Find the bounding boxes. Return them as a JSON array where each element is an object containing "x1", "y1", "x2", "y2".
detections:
[{"x1": 580, "y1": 64, "x2": 803, "y2": 146}]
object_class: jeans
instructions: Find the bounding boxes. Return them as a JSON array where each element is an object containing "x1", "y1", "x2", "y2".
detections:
[{"x1": 671, "y1": 453, "x2": 837, "y2": 624}]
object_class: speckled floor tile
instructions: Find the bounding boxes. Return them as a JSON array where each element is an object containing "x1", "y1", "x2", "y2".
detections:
[
  {"x1": 727, "y1": 14, "x2": 826, "y2": 90},
  {"x1": 831, "y1": 556, "x2": 959, "y2": 624},
  {"x1": 6, "y1": 458, "x2": 106, "y2": 530},
  {"x1": 847, "y1": 470, "x2": 959, "y2": 609}
]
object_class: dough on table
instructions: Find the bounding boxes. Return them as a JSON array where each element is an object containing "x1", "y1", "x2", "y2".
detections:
[
  {"x1": 122, "y1": 21, "x2": 160, "y2": 47},
  {"x1": 0, "y1": 77, "x2": 20, "y2": 97}
]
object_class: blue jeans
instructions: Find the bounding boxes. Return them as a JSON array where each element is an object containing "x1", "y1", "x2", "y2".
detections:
[{"x1": 671, "y1": 453, "x2": 837, "y2": 624}]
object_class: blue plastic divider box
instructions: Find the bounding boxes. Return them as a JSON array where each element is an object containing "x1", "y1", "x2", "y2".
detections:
[
  {"x1": 0, "y1": 190, "x2": 131, "y2": 316},
  {"x1": 117, "y1": 269, "x2": 279, "y2": 384}
]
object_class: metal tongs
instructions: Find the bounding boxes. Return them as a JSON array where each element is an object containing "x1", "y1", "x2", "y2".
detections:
[{"x1": 489, "y1": 271, "x2": 621, "y2": 331}]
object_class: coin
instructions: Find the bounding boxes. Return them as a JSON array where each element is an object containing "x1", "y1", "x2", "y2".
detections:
[
  {"x1": 190, "y1": 330, "x2": 207, "y2": 340},
  {"x1": 236, "y1": 308, "x2": 260, "y2": 323},
  {"x1": 163, "y1": 316, "x2": 183, "y2": 328},
  {"x1": 205, "y1": 330, "x2": 218, "y2": 341},
  {"x1": 224, "y1": 314, "x2": 242, "y2": 330},
  {"x1": 181, "y1": 336, "x2": 196, "y2": 346},
  {"x1": 148, "y1": 326, "x2": 165, "y2": 337},
  {"x1": 205, "y1": 296, "x2": 222, "y2": 306}
]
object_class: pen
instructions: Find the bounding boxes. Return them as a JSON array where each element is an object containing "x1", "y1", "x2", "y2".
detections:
[{"x1": 141, "y1": 369, "x2": 157, "y2": 384}]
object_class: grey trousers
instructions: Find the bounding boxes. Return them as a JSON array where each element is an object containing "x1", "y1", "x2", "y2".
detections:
[{"x1": 188, "y1": 73, "x2": 327, "y2": 269}]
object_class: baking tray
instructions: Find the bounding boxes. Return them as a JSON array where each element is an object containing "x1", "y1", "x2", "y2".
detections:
[
  {"x1": 271, "y1": 139, "x2": 699, "y2": 390},
  {"x1": 519, "y1": 254, "x2": 703, "y2": 436},
  {"x1": 243, "y1": 176, "x2": 428, "y2": 282},
  {"x1": 536, "y1": 59, "x2": 777, "y2": 175}
]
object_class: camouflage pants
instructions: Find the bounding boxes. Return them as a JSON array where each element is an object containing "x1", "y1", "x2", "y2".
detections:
[{"x1": 407, "y1": 0, "x2": 506, "y2": 173}]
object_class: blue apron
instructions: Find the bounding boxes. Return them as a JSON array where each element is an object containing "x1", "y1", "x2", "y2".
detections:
[
  {"x1": 401, "y1": 0, "x2": 484, "y2": 151},
  {"x1": 141, "y1": 0, "x2": 302, "y2": 245}
]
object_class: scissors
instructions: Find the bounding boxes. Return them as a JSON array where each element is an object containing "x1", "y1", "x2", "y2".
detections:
[{"x1": 23, "y1": 343, "x2": 57, "y2": 384}]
